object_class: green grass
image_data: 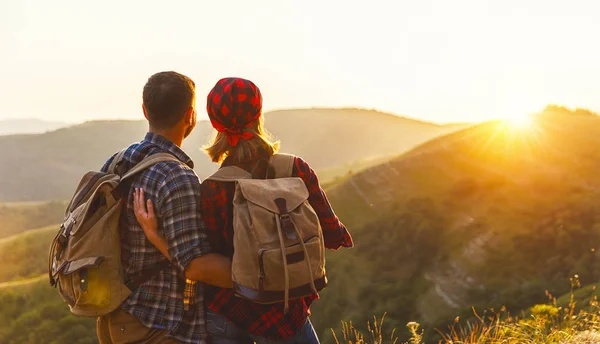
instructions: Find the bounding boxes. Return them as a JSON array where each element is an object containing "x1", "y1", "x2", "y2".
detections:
[
  {"x1": 0, "y1": 225, "x2": 58, "y2": 283},
  {"x1": 333, "y1": 279, "x2": 600, "y2": 344},
  {"x1": 0, "y1": 278, "x2": 97, "y2": 344}
]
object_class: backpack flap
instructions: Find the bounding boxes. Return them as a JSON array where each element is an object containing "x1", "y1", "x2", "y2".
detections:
[
  {"x1": 236, "y1": 177, "x2": 310, "y2": 244},
  {"x1": 236, "y1": 178, "x2": 309, "y2": 215}
]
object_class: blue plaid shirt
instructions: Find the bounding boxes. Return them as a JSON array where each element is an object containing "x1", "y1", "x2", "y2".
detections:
[{"x1": 102, "y1": 132, "x2": 210, "y2": 344}]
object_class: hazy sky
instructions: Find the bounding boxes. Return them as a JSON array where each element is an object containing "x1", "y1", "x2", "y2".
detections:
[{"x1": 1, "y1": 0, "x2": 599, "y2": 124}]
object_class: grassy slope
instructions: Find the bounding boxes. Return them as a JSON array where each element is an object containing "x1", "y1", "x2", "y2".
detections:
[
  {"x1": 0, "y1": 225, "x2": 57, "y2": 283},
  {"x1": 0, "y1": 278, "x2": 96, "y2": 344},
  {"x1": 0, "y1": 201, "x2": 65, "y2": 239},
  {"x1": 311, "y1": 107, "x2": 600, "y2": 341}
]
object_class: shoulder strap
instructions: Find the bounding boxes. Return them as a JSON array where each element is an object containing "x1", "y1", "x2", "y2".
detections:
[
  {"x1": 206, "y1": 166, "x2": 252, "y2": 182},
  {"x1": 206, "y1": 154, "x2": 295, "y2": 181},
  {"x1": 269, "y1": 154, "x2": 295, "y2": 178},
  {"x1": 121, "y1": 153, "x2": 182, "y2": 181},
  {"x1": 107, "y1": 149, "x2": 128, "y2": 175}
]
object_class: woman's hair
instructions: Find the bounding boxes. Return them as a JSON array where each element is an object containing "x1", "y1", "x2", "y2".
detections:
[{"x1": 204, "y1": 115, "x2": 280, "y2": 164}]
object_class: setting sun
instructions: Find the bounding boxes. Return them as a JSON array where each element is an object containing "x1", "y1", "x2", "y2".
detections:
[{"x1": 505, "y1": 114, "x2": 534, "y2": 129}]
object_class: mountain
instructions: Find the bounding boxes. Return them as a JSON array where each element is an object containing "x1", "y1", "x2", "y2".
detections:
[
  {"x1": 0, "y1": 118, "x2": 67, "y2": 135},
  {"x1": 0, "y1": 108, "x2": 465, "y2": 202},
  {"x1": 309, "y1": 106, "x2": 600, "y2": 341}
]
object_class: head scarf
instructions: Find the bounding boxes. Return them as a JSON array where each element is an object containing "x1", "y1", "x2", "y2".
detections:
[{"x1": 206, "y1": 77, "x2": 262, "y2": 146}]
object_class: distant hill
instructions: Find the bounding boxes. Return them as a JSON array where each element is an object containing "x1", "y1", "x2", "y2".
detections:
[
  {"x1": 0, "y1": 108, "x2": 465, "y2": 202},
  {"x1": 266, "y1": 108, "x2": 465, "y2": 170},
  {"x1": 0, "y1": 118, "x2": 67, "y2": 135},
  {"x1": 309, "y1": 106, "x2": 600, "y2": 341}
]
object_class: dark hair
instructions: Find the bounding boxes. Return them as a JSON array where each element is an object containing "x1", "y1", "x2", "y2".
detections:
[{"x1": 142, "y1": 71, "x2": 196, "y2": 129}]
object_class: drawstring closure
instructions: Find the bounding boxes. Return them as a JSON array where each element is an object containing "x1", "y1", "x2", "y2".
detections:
[
  {"x1": 275, "y1": 214, "x2": 319, "y2": 314},
  {"x1": 275, "y1": 215, "x2": 290, "y2": 313}
]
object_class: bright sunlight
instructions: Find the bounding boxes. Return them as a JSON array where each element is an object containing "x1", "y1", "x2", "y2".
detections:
[{"x1": 505, "y1": 114, "x2": 534, "y2": 130}]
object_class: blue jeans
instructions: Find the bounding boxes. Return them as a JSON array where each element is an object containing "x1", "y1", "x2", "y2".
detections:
[{"x1": 206, "y1": 310, "x2": 320, "y2": 344}]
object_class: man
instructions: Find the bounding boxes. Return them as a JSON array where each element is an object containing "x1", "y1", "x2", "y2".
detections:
[{"x1": 96, "y1": 71, "x2": 232, "y2": 344}]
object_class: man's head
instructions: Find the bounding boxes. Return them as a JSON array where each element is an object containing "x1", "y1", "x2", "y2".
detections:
[{"x1": 142, "y1": 71, "x2": 197, "y2": 141}]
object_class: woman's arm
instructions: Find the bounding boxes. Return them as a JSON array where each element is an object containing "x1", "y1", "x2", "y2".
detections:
[
  {"x1": 133, "y1": 188, "x2": 171, "y2": 260},
  {"x1": 134, "y1": 187, "x2": 233, "y2": 288},
  {"x1": 294, "y1": 157, "x2": 354, "y2": 249}
]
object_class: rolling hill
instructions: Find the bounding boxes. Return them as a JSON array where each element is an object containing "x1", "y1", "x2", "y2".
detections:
[
  {"x1": 0, "y1": 225, "x2": 56, "y2": 283},
  {"x1": 0, "y1": 118, "x2": 68, "y2": 135},
  {"x1": 0, "y1": 108, "x2": 465, "y2": 202},
  {"x1": 308, "y1": 106, "x2": 600, "y2": 341},
  {"x1": 0, "y1": 201, "x2": 65, "y2": 239}
]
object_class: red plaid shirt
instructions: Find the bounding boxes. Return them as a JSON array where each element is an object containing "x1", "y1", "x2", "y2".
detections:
[{"x1": 200, "y1": 154, "x2": 353, "y2": 340}]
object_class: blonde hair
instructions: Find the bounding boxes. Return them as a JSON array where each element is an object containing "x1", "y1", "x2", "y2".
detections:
[{"x1": 205, "y1": 115, "x2": 280, "y2": 164}]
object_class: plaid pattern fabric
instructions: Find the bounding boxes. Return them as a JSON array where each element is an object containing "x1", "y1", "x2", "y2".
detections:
[
  {"x1": 101, "y1": 132, "x2": 210, "y2": 344},
  {"x1": 206, "y1": 77, "x2": 263, "y2": 146},
  {"x1": 201, "y1": 154, "x2": 354, "y2": 340}
]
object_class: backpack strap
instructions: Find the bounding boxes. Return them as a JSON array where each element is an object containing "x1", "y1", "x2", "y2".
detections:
[
  {"x1": 206, "y1": 154, "x2": 295, "y2": 182},
  {"x1": 206, "y1": 166, "x2": 252, "y2": 182},
  {"x1": 124, "y1": 259, "x2": 172, "y2": 292},
  {"x1": 117, "y1": 153, "x2": 181, "y2": 289},
  {"x1": 107, "y1": 149, "x2": 128, "y2": 175},
  {"x1": 121, "y1": 153, "x2": 182, "y2": 181},
  {"x1": 269, "y1": 154, "x2": 295, "y2": 178}
]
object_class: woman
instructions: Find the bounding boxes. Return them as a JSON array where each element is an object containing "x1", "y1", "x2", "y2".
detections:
[{"x1": 133, "y1": 77, "x2": 353, "y2": 344}]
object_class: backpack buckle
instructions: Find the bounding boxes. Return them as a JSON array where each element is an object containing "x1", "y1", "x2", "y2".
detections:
[
  {"x1": 279, "y1": 214, "x2": 297, "y2": 240},
  {"x1": 274, "y1": 198, "x2": 297, "y2": 240}
]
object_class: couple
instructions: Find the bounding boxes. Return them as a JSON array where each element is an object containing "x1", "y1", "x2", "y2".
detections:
[{"x1": 96, "y1": 71, "x2": 354, "y2": 344}]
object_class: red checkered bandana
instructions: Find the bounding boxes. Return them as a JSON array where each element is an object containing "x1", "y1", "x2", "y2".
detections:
[{"x1": 207, "y1": 77, "x2": 263, "y2": 146}]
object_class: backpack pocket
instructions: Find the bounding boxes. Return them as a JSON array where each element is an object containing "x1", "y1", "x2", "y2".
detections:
[
  {"x1": 56, "y1": 257, "x2": 103, "y2": 307},
  {"x1": 55, "y1": 256, "x2": 128, "y2": 317},
  {"x1": 258, "y1": 236, "x2": 326, "y2": 297}
]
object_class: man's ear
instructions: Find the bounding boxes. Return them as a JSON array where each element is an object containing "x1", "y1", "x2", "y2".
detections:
[
  {"x1": 185, "y1": 107, "x2": 194, "y2": 125},
  {"x1": 142, "y1": 104, "x2": 149, "y2": 121}
]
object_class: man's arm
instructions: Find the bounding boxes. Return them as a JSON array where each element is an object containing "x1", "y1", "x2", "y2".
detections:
[{"x1": 156, "y1": 165, "x2": 233, "y2": 288}]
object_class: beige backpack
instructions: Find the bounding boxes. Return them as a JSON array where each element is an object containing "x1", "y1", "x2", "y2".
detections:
[
  {"x1": 206, "y1": 154, "x2": 326, "y2": 311},
  {"x1": 48, "y1": 151, "x2": 179, "y2": 317}
]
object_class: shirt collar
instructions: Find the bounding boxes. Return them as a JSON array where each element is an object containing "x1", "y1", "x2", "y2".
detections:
[{"x1": 142, "y1": 132, "x2": 194, "y2": 169}]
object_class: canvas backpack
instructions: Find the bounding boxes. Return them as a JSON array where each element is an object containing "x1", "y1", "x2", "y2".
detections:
[
  {"x1": 206, "y1": 154, "x2": 327, "y2": 311},
  {"x1": 48, "y1": 150, "x2": 179, "y2": 317}
]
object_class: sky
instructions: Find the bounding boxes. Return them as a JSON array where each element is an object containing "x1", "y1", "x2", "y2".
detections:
[{"x1": 1, "y1": 0, "x2": 600, "y2": 124}]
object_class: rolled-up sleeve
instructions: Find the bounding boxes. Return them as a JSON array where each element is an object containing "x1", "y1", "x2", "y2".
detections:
[{"x1": 156, "y1": 165, "x2": 211, "y2": 271}]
